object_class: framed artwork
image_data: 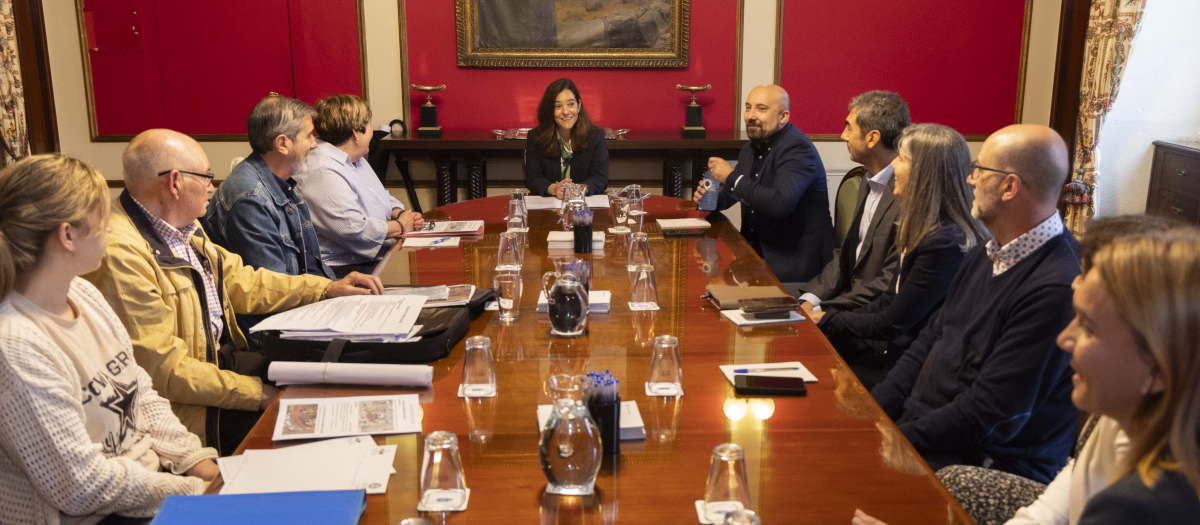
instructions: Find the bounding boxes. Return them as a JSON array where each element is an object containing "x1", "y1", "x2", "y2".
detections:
[{"x1": 455, "y1": 0, "x2": 689, "y2": 67}]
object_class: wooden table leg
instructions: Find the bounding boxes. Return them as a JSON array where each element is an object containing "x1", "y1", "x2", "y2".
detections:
[
  {"x1": 467, "y1": 159, "x2": 487, "y2": 200},
  {"x1": 435, "y1": 159, "x2": 458, "y2": 206}
]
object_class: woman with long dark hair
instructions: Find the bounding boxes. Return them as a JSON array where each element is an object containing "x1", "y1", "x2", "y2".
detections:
[
  {"x1": 808, "y1": 123, "x2": 988, "y2": 387},
  {"x1": 524, "y1": 78, "x2": 609, "y2": 198}
]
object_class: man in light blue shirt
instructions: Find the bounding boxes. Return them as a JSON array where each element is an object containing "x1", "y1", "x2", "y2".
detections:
[{"x1": 296, "y1": 95, "x2": 423, "y2": 277}]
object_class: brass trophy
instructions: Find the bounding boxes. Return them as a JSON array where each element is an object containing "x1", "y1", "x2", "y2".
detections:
[
  {"x1": 677, "y1": 84, "x2": 711, "y2": 139},
  {"x1": 411, "y1": 84, "x2": 447, "y2": 138}
]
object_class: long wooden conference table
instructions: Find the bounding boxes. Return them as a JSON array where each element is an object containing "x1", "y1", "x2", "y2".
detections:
[{"x1": 215, "y1": 195, "x2": 972, "y2": 525}]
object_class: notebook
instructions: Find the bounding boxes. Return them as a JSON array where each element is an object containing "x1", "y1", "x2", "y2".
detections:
[{"x1": 150, "y1": 490, "x2": 366, "y2": 525}]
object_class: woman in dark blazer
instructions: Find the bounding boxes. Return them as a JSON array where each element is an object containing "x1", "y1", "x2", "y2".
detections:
[
  {"x1": 811, "y1": 124, "x2": 988, "y2": 383},
  {"x1": 524, "y1": 78, "x2": 609, "y2": 198}
]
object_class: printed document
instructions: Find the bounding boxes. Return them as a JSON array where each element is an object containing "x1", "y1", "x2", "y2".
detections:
[{"x1": 272, "y1": 394, "x2": 422, "y2": 441}]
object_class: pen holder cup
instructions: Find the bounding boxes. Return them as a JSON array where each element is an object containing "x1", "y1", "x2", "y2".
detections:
[{"x1": 588, "y1": 397, "x2": 621, "y2": 456}]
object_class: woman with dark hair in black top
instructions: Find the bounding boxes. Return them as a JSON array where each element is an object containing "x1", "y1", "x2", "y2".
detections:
[{"x1": 524, "y1": 78, "x2": 609, "y2": 198}]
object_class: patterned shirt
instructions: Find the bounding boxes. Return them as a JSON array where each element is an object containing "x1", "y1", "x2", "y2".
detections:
[
  {"x1": 986, "y1": 212, "x2": 1065, "y2": 276},
  {"x1": 131, "y1": 197, "x2": 224, "y2": 344}
]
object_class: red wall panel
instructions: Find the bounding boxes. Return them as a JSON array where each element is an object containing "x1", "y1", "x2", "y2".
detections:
[
  {"x1": 85, "y1": 0, "x2": 165, "y2": 135},
  {"x1": 780, "y1": 0, "x2": 1025, "y2": 136},
  {"x1": 404, "y1": 0, "x2": 740, "y2": 131},
  {"x1": 290, "y1": 0, "x2": 363, "y2": 103}
]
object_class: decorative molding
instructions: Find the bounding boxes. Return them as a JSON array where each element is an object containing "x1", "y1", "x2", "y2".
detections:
[
  {"x1": 454, "y1": 0, "x2": 690, "y2": 68},
  {"x1": 773, "y1": 0, "x2": 784, "y2": 86},
  {"x1": 357, "y1": 0, "x2": 370, "y2": 103},
  {"x1": 1015, "y1": 0, "x2": 1034, "y2": 124},
  {"x1": 398, "y1": 0, "x2": 411, "y2": 128},
  {"x1": 733, "y1": 0, "x2": 745, "y2": 131}
]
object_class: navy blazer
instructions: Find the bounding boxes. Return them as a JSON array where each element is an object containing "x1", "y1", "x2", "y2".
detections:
[
  {"x1": 523, "y1": 129, "x2": 609, "y2": 197},
  {"x1": 713, "y1": 123, "x2": 835, "y2": 283},
  {"x1": 1078, "y1": 470, "x2": 1200, "y2": 525},
  {"x1": 818, "y1": 223, "x2": 968, "y2": 361}
]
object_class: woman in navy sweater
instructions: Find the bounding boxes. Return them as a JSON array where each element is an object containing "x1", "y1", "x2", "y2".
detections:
[{"x1": 811, "y1": 124, "x2": 988, "y2": 383}]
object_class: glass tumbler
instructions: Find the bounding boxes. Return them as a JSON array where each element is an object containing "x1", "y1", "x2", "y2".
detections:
[
  {"x1": 703, "y1": 443, "x2": 752, "y2": 523},
  {"x1": 510, "y1": 188, "x2": 528, "y2": 217},
  {"x1": 647, "y1": 334, "x2": 683, "y2": 396},
  {"x1": 496, "y1": 231, "x2": 523, "y2": 272},
  {"x1": 724, "y1": 509, "x2": 761, "y2": 525},
  {"x1": 627, "y1": 232, "x2": 652, "y2": 271},
  {"x1": 461, "y1": 335, "x2": 496, "y2": 397},
  {"x1": 494, "y1": 273, "x2": 522, "y2": 323},
  {"x1": 629, "y1": 264, "x2": 659, "y2": 310},
  {"x1": 609, "y1": 195, "x2": 629, "y2": 233},
  {"x1": 507, "y1": 199, "x2": 528, "y2": 232},
  {"x1": 419, "y1": 431, "x2": 467, "y2": 511}
]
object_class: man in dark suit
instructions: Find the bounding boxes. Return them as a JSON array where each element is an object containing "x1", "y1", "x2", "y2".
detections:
[
  {"x1": 792, "y1": 91, "x2": 910, "y2": 314},
  {"x1": 693, "y1": 84, "x2": 835, "y2": 283}
]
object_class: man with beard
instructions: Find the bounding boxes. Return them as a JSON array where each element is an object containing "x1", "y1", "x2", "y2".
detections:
[
  {"x1": 203, "y1": 95, "x2": 333, "y2": 279},
  {"x1": 692, "y1": 84, "x2": 835, "y2": 283},
  {"x1": 86, "y1": 128, "x2": 383, "y2": 454},
  {"x1": 870, "y1": 124, "x2": 1080, "y2": 484},
  {"x1": 794, "y1": 91, "x2": 909, "y2": 313}
]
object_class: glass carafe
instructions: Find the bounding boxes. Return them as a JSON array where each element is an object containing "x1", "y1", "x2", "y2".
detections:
[
  {"x1": 539, "y1": 398, "x2": 602, "y2": 495},
  {"x1": 543, "y1": 272, "x2": 590, "y2": 336}
]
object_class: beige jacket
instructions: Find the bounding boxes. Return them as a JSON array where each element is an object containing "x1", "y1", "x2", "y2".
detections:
[{"x1": 85, "y1": 191, "x2": 330, "y2": 446}]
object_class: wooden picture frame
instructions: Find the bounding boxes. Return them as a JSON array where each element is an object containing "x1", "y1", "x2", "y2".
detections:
[{"x1": 455, "y1": 0, "x2": 690, "y2": 68}]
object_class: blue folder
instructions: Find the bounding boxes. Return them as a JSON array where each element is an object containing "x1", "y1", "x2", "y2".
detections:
[{"x1": 149, "y1": 490, "x2": 366, "y2": 525}]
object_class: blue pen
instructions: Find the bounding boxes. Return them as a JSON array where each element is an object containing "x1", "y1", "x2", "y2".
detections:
[
  {"x1": 430, "y1": 237, "x2": 452, "y2": 245},
  {"x1": 733, "y1": 366, "x2": 801, "y2": 374}
]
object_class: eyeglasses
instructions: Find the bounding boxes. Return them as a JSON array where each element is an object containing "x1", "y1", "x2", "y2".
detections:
[
  {"x1": 969, "y1": 161, "x2": 1013, "y2": 178},
  {"x1": 158, "y1": 169, "x2": 215, "y2": 181}
]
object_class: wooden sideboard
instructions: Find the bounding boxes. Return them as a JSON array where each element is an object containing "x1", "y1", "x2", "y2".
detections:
[{"x1": 1146, "y1": 141, "x2": 1200, "y2": 224}]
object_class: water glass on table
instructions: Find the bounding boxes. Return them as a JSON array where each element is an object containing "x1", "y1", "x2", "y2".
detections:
[
  {"x1": 496, "y1": 231, "x2": 523, "y2": 271},
  {"x1": 419, "y1": 431, "x2": 468, "y2": 511},
  {"x1": 609, "y1": 195, "x2": 629, "y2": 233},
  {"x1": 647, "y1": 334, "x2": 683, "y2": 396},
  {"x1": 507, "y1": 199, "x2": 528, "y2": 232},
  {"x1": 627, "y1": 232, "x2": 652, "y2": 271},
  {"x1": 461, "y1": 335, "x2": 497, "y2": 397},
  {"x1": 629, "y1": 264, "x2": 659, "y2": 310},
  {"x1": 703, "y1": 443, "x2": 752, "y2": 523},
  {"x1": 494, "y1": 273, "x2": 522, "y2": 323}
]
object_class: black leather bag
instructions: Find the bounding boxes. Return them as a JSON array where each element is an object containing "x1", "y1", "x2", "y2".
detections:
[{"x1": 258, "y1": 288, "x2": 493, "y2": 365}]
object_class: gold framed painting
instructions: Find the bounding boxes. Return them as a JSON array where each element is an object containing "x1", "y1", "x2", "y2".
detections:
[{"x1": 455, "y1": 0, "x2": 690, "y2": 67}]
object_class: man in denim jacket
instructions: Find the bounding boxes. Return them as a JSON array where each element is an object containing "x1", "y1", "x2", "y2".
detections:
[{"x1": 204, "y1": 95, "x2": 335, "y2": 280}]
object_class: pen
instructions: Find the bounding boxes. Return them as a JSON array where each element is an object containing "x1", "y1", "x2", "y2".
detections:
[
  {"x1": 430, "y1": 237, "x2": 452, "y2": 245},
  {"x1": 733, "y1": 366, "x2": 801, "y2": 374}
]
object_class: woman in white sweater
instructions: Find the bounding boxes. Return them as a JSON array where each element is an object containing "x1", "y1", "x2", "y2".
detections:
[{"x1": 0, "y1": 155, "x2": 218, "y2": 525}]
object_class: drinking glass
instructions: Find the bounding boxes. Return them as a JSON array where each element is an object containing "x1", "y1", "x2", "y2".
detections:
[
  {"x1": 724, "y1": 509, "x2": 761, "y2": 525},
  {"x1": 496, "y1": 231, "x2": 523, "y2": 271},
  {"x1": 647, "y1": 334, "x2": 683, "y2": 396},
  {"x1": 461, "y1": 335, "x2": 496, "y2": 397},
  {"x1": 629, "y1": 264, "x2": 658, "y2": 310},
  {"x1": 627, "y1": 232, "x2": 652, "y2": 271},
  {"x1": 494, "y1": 273, "x2": 522, "y2": 323},
  {"x1": 510, "y1": 188, "x2": 528, "y2": 217},
  {"x1": 507, "y1": 199, "x2": 528, "y2": 232},
  {"x1": 703, "y1": 443, "x2": 751, "y2": 523},
  {"x1": 399, "y1": 519, "x2": 433, "y2": 525},
  {"x1": 609, "y1": 195, "x2": 629, "y2": 233},
  {"x1": 625, "y1": 184, "x2": 645, "y2": 232},
  {"x1": 545, "y1": 374, "x2": 584, "y2": 404},
  {"x1": 419, "y1": 431, "x2": 467, "y2": 511}
]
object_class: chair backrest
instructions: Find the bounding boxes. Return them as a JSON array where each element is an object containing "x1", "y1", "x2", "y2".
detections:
[
  {"x1": 835, "y1": 166, "x2": 868, "y2": 244},
  {"x1": 230, "y1": 157, "x2": 245, "y2": 172}
]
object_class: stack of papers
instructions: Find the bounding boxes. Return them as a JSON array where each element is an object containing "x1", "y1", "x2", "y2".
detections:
[
  {"x1": 547, "y1": 231, "x2": 605, "y2": 251},
  {"x1": 153, "y1": 490, "x2": 366, "y2": 525},
  {"x1": 656, "y1": 218, "x2": 712, "y2": 231},
  {"x1": 404, "y1": 220, "x2": 484, "y2": 237},
  {"x1": 536, "y1": 401, "x2": 645, "y2": 440},
  {"x1": 402, "y1": 236, "x2": 461, "y2": 248},
  {"x1": 249, "y1": 295, "x2": 425, "y2": 342},
  {"x1": 719, "y1": 362, "x2": 818, "y2": 383},
  {"x1": 218, "y1": 436, "x2": 397, "y2": 495},
  {"x1": 386, "y1": 284, "x2": 475, "y2": 308},
  {"x1": 537, "y1": 290, "x2": 611, "y2": 313},
  {"x1": 525, "y1": 195, "x2": 610, "y2": 210},
  {"x1": 268, "y1": 362, "x2": 433, "y2": 387},
  {"x1": 272, "y1": 394, "x2": 422, "y2": 441},
  {"x1": 719, "y1": 309, "x2": 804, "y2": 326}
]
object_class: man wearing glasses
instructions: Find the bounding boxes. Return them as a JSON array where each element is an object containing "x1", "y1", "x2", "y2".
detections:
[
  {"x1": 870, "y1": 124, "x2": 1081, "y2": 484},
  {"x1": 86, "y1": 128, "x2": 382, "y2": 455}
]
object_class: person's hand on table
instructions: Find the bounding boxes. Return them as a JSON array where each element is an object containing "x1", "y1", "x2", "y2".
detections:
[
  {"x1": 259, "y1": 383, "x2": 281, "y2": 410},
  {"x1": 399, "y1": 210, "x2": 423, "y2": 232},
  {"x1": 800, "y1": 301, "x2": 824, "y2": 322},
  {"x1": 550, "y1": 178, "x2": 574, "y2": 199},
  {"x1": 186, "y1": 459, "x2": 221, "y2": 482},
  {"x1": 707, "y1": 157, "x2": 735, "y2": 183},
  {"x1": 325, "y1": 272, "x2": 384, "y2": 297},
  {"x1": 851, "y1": 509, "x2": 889, "y2": 525}
]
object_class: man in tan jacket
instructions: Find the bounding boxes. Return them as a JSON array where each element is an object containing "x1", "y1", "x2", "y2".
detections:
[{"x1": 86, "y1": 129, "x2": 383, "y2": 455}]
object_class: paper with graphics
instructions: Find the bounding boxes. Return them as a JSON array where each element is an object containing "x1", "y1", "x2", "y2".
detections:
[{"x1": 271, "y1": 394, "x2": 421, "y2": 441}]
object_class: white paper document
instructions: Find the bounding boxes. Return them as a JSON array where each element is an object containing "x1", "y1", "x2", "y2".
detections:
[
  {"x1": 219, "y1": 435, "x2": 397, "y2": 495},
  {"x1": 536, "y1": 400, "x2": 645, "y2": 440},
  {"x1": 249, "y1": 295, "x2": 426, "y2": 341},
  {"x1": 547, "y1": 230, "x2": 606, "y2": 249},
  {"x1": 402, "y1": 236, "x2": 461, "y2": 248},
  {"x1": 268, "y1": 362, "x2": 433, "y2": 387},
  {"x1": 387, "y1": 284, "x2": 475, "y2": 308},
  {"x1": 537, "y1": 290, "x2": 611, "y2": 313},
  {"x1": 525, "y1": 195, "x2": 609, "y2": 210},
  {"x1": 719, "y1": 308, "x2": 805, "y2": 326},
  {"x1": 272, "y1": 394, "x2": 422, "y2": 441},
  {"x1": 656, "y1": 218, "x2": 711, "y2": 230},
  {"x1": 405, "y1": 220, "x2": 484, "y2": 237},
  {"x1": 719, "y1": 361, "x2": 818, "y2": 384}
]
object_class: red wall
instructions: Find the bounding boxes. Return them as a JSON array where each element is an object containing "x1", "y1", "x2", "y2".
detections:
[
  {"x1": 404, "y1": 0, "x2": 740, "y2": 131},
  {"x1": 780, "y1": 0, "x2": 1026, "y2": 136},
  {"x1": 84, "y1": 0, "x2": 362, "y2": 136}
]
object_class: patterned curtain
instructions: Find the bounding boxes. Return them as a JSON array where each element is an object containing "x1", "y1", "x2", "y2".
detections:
[
  {"x1": 1063, "y1": 0, "x2": 1148, "y2": 236},
  {"x1": 0, "y1": 0, "x2": 29, "y2": 166}
]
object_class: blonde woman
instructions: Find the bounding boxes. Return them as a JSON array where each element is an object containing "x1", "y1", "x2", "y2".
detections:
[
  {"x1": 0, "y1": 155, "x2": 217, "y2": 525},
  {"x1": 809, "y1": 124, "x2": 988, "y2": 387},
  {"x1": 297, "y1": 94, "x2": 423, "y2": 278},
  {"x1": 854, "y1": 229, "x2": 1200, "y2": 524}
]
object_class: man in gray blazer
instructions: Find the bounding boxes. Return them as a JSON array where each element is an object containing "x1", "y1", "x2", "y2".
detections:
[{"x1": 790, "y1": 91, "x2": 910, "y2": 313}]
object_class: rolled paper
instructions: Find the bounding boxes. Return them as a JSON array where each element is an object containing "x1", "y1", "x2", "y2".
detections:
[{"x1": 268, "y1": 361, "x2": 433, "y2": 387}]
